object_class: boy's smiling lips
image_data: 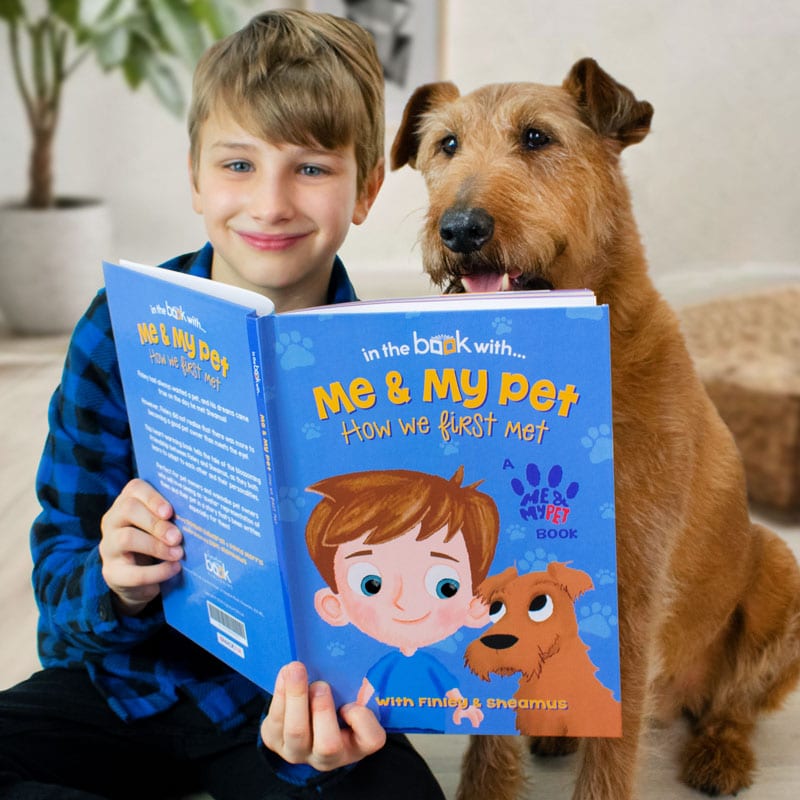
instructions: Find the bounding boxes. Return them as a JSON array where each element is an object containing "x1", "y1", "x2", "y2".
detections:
[
  {"x1": 393, "y1": 612, "x2": 431, "y2": 625},
  {"x1": 236, "y1": 230, "x2": 309, "y2": 251}
]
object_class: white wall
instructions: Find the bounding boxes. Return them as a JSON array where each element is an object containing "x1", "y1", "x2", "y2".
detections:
[{"x1": 2, "y1": 0, "x2": 799, "y2": 304}]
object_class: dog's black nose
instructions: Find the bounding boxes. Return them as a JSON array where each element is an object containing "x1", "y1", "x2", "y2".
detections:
[
  {"x1": 480, "y1": 633, "x2": 518, "y2": 650},
  {"x1": 439, "y1": 207, "x2": 494, "y2": 253}
]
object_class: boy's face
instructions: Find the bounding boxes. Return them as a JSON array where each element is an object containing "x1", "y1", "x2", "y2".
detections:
[
  {"x1": 314, "y1": 524, "x2": 489, "y2": 656},
  {"x1": 190, "y1": 109, "x2": 382, "y2": 311}
]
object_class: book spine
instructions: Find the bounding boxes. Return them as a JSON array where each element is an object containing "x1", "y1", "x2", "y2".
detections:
[{"x1": 246, "y1": 314, "x2": 297, "y2": 659}]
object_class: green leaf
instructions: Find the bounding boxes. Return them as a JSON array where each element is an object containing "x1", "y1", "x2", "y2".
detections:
[
  {"x1": 93, "y1": 23, "x2": 128, "y2": 68},
  {"x1": 189, "y1": 0, "x2": 239, "y2": 40},
  {"x1": 48, "y1": 0, "x2": 79, "y2": 29},
  {"x1": 77, "y1": 0, "x2": 116, "y2": 28},
  {"x1": 0, "y1": 0, "x2": 25, "y2": 24},
  {"x1": 149, "y1": 0, "x2": 206, "y2": 64},
  {"x1": 142, "y1": 54, "x2": 184, "y2": 115}
]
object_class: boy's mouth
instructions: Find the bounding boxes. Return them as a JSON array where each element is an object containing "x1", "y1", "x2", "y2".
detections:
[{"x1": 236, "y1": 230, "x2": 308, "y2": 251}]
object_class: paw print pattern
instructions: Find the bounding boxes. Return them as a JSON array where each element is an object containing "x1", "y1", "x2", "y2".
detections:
[
  {"x1": 492, "y1": 316, "x2": 512, "y2": 335},
  {"x1": 302, "y1": 422, "x2": 321, "y2": 440},
  {"x1": 277, "y1": 486, "x2": 306, "y2": 522},
  {"x1": 276, "y1": 330, "x2": 314, "y2": 369},
  {"x1": 581, "y1": 425, "x2": 613, "y2": 463},
  {"x1": 600, "y1": 502, "x2": 615, "y2": 519},
  {"x1": 518, "y1": 547, "x2": 558, "y2": 572},
  {"x1": 507, "y1": 524, "x2": 527, "y2": 541},
  {"x1": 578, "y1": 602, "x2": 618, "y2": 638},
  {"x1": 596, "y1": 568, "x2": 616, "y2": 586},
  {"x1": 439, "y1": 439, "x2": 459, "y2": 456},
  {"x1": 327, "y1": 641, "x2": 346, "y2": 657},
  {"x1": 511, "y1": 463, "x2": 579, "y2": 519}
]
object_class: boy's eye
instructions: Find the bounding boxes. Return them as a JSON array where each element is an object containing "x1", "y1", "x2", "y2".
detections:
[
  {"x1": 299, "y1": 164, "x2": 328, "y2": 177},
  {"x1": 425, "y1": 565, "x2": 460, "y2": 599},
  {"x1": 224, "y1": 160, "x2": 253, "y2": 173},
  {"x1": 347, "y1": 562, "x2": 382, "y2": 597}
]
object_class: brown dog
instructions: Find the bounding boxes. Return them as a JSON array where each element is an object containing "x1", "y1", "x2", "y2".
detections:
[
  {"x1": 391, "y1": 59, "x2": 800, "y2": 800},
  {"x1": 465, "y1": 562, "x2": 622, "y2": 738}
]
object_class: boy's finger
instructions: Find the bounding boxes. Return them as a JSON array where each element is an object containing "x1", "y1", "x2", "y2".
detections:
[
  {"x1": 279, "y1": 662, "x2": 313, "y2": 759},
  {"x1": 308, "y1": 681, "x2": 346, "y2": 769},
  {"x1": 338, "y1": 701, "x2": 387, "y2": 759}
]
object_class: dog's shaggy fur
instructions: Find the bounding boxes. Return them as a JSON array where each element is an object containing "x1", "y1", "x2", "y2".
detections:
[
  {"x1": 465, "y1": 562, "x2": 622, "y2": 738},
  {"x1": 391, "y1": 58, "x2": 800, "y2": 800}
]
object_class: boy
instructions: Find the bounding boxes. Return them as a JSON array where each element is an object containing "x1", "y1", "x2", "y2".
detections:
[
  {"x1": 306, "y1": 467, "x2": 500, "y2": 732},
  {"x1": 0, "y1": 10, "x2": 444, "y2": 800}
]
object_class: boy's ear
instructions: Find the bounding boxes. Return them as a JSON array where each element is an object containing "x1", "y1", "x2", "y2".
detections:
[
  {"x1": 464, "y1": 595, "x2": 490, "y2": 628},
  {"x1": 352, "y1": 158, "x2": 385, "y2": 225},
  {"x1": 189, "y1": 152, "x2": 202, "y2": 215},
  {"x1": 314, "y1": 587, "x2": 350, "y2": 626}
]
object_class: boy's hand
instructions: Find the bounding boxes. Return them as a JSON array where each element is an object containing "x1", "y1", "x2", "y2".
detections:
[
  {"x1": 261, "y1": 662, "x2": 386, "y2": 772},
  {"x1": 99, "y1": 478, "x2": 183, "y2": 616}
]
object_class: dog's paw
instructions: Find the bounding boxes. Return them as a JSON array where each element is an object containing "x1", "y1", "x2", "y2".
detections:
[
  {"x1": 528, "y1": 735, "x2": 580, "y2": 758},
  {"x1": 680, "y1": 728, "x2": 755, "y2": 796}
]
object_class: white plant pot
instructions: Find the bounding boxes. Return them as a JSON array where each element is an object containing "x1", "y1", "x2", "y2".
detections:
[{"x1": 0, "y1": 198, "x2": 112, "y2": 335}]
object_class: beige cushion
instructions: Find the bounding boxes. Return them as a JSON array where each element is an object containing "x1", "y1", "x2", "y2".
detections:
[{"x1": 680, "y1": 285, "x2": 800, "y2": 511}]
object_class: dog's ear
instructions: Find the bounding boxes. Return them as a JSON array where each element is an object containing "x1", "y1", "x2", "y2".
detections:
[
  {"x1": 546, "y1": 561, "x2": 594, "y2": 601},
  {"x1": 475, "y1": 565, "x2": 518, "y2": 603},
  {"x1": 390, "y1": 81, "x2": 461, "y2": 170},
  {"x1": 563, "y1": 58, "x2": 654, "y2": 148}
]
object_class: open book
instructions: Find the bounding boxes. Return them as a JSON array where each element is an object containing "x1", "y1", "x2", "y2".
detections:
[{"x1": 103, "y1": 259, "x2": 621, "y2": 737}]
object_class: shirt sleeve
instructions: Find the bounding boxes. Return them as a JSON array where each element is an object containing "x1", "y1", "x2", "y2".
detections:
[{"x1": 32, "y1": 290, "x2": 164, "y2": 662}]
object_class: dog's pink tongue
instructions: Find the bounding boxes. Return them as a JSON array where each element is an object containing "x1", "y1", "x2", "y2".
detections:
[{"x1": 461, "y1": 274, "x2": 505, "y2": 293}]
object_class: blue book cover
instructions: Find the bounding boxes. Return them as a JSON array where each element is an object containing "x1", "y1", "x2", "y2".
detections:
[{"x1": 104, "y1": 259, "x2": 621, "y2": 738}]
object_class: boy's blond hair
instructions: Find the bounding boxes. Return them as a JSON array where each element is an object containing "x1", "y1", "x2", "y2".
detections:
[
  {"x1": 306, "y1": 467, "x2": 500, "y2": 593},
  {"x1": 188, "y1": 9, "x2": 385, "y2": 193}
]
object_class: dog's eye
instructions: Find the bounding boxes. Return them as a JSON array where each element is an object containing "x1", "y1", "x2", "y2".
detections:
[
  {"x1": 488, "y1": 600, "x2": 506, "y2": 623},
  {"x1": 440, "y1": 134, "x2": 458, "y2": 156},
  {"x1": 347, "y1": 562, "x2": 382, "y2": 597},
  {"x1": 528, "y1": 594, "x2": 554, "y2": 622},
  {"x1": 521, "y1": 127, "x2": 551, "y2": 150},
  {"x1": 425, "y1": 564, "x2": 461, "y2": 599}
]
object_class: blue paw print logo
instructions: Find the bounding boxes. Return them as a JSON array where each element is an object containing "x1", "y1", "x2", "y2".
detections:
[
  {"x1": 596, "y1": 568, "x2": 616, "y2": 586},
  {"x1": 578, "y1": 602, "x2": 618, "y2": 638},
  {"x1": 276, "y1": 330, "x2": 314, "y2": 369},
  {"x1": 327, "y1": 640, "x2": 346, "y2": 657},
  {"x1": 511, "y1": 463, "x2": 579, "y2": 520},
  {"x1": 492, "y1": 316, "x2": 512, "y2": 335},
  {"x1": 581, "y1": 424, "x2": 613, "y2": 463},
  {"x1": 518, "y1": 547, "x2": 558, "y2": 572},
  {"x1": 600, "y1": 502, "x2": 615, "y2": 519},
  {"x1": 302, "y1": 422, "x2": 321, "y2": 440},
  {"x1": 278, "y1": 486, "x2": 306, "y2": 522},
  {"x1": 439, "y1": 439, "x2": 459, "y2": 456},
  {"x1": 507, "y1": 524, "x2": 526, "y2": 541}
]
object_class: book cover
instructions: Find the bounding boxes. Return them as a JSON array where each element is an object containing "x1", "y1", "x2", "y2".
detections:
[{"x1": 104, "y1": 259, "x2": 621, "y2": 737}]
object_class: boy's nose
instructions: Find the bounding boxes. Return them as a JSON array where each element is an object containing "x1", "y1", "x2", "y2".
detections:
[{"x1": 247, "y1": 174, "x2": 295, "y2": 223}]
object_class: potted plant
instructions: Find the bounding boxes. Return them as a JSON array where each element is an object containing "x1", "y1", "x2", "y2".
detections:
[{"x1": 0, "y1": 0, "x2": 239, "y2": 334}]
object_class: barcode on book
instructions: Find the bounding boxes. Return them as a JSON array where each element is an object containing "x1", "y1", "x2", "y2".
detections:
[{"x1": 207, "y1": 601, "x2": 248, "y2": 646}]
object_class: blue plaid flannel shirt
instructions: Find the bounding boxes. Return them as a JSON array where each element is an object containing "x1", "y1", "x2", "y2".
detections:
[{"x1": 31, "y1": 242, "x2": 357, "y2": 745}]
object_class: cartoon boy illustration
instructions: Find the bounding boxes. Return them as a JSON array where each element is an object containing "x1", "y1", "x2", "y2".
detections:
[{"x1": 306, "y1": 467, "x2": 500, "y2": 732}]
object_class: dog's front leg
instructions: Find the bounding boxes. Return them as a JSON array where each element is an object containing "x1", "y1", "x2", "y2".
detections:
[{"x1": 456, "y1": 735, "x2": 527, "y2": 800}]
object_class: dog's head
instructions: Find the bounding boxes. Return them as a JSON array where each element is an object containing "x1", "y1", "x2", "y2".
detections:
[
  {"x1": 391, "y1": 58, "x2": 653, "y2": 294},
  {"x1": 463, "y1": 561, "x2": 594, "y2": 682}
]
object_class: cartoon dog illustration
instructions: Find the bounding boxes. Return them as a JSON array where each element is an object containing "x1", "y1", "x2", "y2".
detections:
[{"x1": 464, "y1": 562, "x2": 621, "y2": 738}]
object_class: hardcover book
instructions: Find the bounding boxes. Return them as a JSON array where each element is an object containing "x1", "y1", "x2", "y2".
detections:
[{"x1": 103, "y1": 258, "x2": 621, "y2": 737}]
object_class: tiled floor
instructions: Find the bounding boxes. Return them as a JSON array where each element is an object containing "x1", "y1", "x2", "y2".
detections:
[{"x1": 1, "y1": 321, "x2": 798, "y2": 799}]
